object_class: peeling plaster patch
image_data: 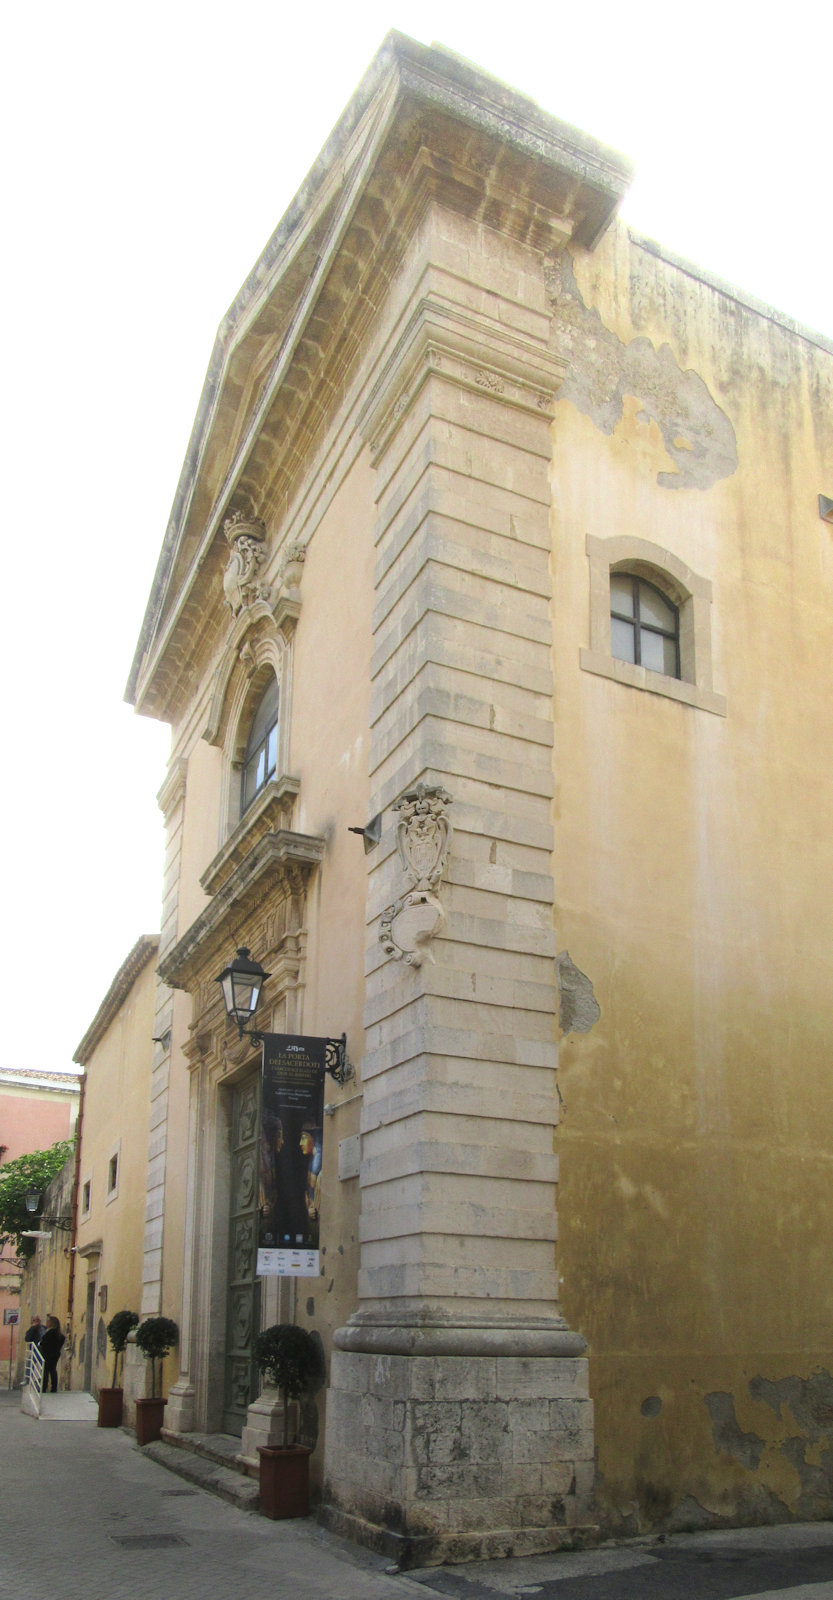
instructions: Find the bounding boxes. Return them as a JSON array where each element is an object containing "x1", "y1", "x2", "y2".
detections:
[
  {"x1": 555, "y1": 951, "x2": 601, "y2": 1035},
  {"x1": 704, "y1": 1391, "x2": 765, "y2": 1470},
  {"x1": 750, "y1": 1370, "x2": 833, "y2": 1442},
  {"x1": 641, "y1": 1396, "x2": 662, "y2": 1418},
  {"x1": 548, "y1": 253, "x2": 738, "y2": 490}
]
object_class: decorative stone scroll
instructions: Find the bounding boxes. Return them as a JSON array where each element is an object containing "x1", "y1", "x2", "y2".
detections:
[
  {"x1": 222, "y1": 511, "x2": 272, "y2": 616},
  {"x1": 379, "y1": 783, "x2": 453, "y2": 967},
  {"x1": 280, "y1": 540, "x2": 306, "y2": 593}
]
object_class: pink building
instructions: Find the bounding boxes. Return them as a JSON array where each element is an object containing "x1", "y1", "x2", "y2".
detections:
[{"x1": 0, "y1": 1068, "x2": 81, "y2": 1377}]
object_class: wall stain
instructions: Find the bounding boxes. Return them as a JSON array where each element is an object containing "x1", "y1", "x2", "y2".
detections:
[
  {"x1": 704, "y1": 1391, "x2": 765, "y2": 1470},
  {"x1": 548, "y1": 253, "x2": 738, "y2": 491}
]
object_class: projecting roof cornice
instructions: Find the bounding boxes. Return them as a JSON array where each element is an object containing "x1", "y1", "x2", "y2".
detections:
[
  {"x1": 73, "y1": 935, "x2": 160, "y2": 1064},
  {"x1": 127, "y1": 32, "x2": 632, "y2": 719}
]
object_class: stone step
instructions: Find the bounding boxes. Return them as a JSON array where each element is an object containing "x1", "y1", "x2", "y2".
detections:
[
  {"x1": 159, "y1": 1426, "x2": 257, "y2": 1476},
  {"x1": 141, "y1": 1437, "x2": 260, "y2": 1512}
]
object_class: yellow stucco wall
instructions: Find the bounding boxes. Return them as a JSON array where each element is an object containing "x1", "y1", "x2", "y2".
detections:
[
  {"x1": 552, "y1": 222, "x2": 833, "y2": 1531},
  {"x1": 72, "y1": 953, "x2": 155, "y2": 1395}
]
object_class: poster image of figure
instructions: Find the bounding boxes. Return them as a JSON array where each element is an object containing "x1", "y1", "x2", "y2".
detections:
[{"x1": 257, "y1": 1034, "x2": 327, "y2": 1278}]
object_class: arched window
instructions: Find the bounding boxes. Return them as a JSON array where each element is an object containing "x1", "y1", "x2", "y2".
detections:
[
  {"x1": 580, "y1": 534, "x2": 726, "y2": 716},
  {"x1": 241, "y1": 677, "x2": 279, "y2": 813},
  {"x1": 610, "y1": 573, "x2": 680, "y2": 679}
]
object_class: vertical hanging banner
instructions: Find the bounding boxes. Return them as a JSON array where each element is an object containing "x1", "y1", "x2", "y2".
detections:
[{"x1": 257, "y1": 1034, "x2": 327, "y2": 1278}]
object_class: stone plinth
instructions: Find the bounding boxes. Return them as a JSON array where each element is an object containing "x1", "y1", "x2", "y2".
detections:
[
  {"x1": 321, "y1": 1345, "x2": 596, "y2": 1568},
  {"x1": 239, "y1": 1387, "x2": 298, "y2": 1469}
]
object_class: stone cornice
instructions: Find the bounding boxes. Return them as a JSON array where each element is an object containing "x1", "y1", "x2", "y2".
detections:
[
  {"x1": 358, "y1": 296, "x2": 568, "y2": 464},
  {"x1": 126, "y1": 32, "x2": 630, "y2": 722},
  {"x1": 72, "y1": 935, "x2": 160, "y2": 1065},
  {"x1": 156, "y1": 757, "x2": 187, "y2": 818},
  {"x1": 199, "y1": 777, "x2": 301, "y2": 895},
  {"x1": 158, "y1": 830, "x2": 325, "y2": 992}
]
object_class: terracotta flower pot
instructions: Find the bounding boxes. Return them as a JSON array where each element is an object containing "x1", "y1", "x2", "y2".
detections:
[
  {"x1": 135, "y1": 1396, "x2": 167, "y2": 1445},
  {"x1": 257, "y1": 1445, "x2": 311, "y2": 1519},
  {"x1": 97, "y1": 1387, "x2": 124, "y2": 1428}
]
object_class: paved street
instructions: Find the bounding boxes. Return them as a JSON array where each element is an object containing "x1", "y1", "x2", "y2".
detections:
[{"x1": 4, "y1": 1390, "x2": 833, "y2": 1600}]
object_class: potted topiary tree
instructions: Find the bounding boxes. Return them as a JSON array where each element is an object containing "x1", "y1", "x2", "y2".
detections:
[
  {"x1": 98, "y1": 1309, "x2": 139, "y2": 1428},
  {"x1": 253, "y1": 1323, "x2": 320, "y2": 1518},
  {"x1": 134, "y1": 1315, "x2": 178, "y2": 1445}
]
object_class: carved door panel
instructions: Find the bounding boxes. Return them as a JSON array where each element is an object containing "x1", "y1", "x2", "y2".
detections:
[{"x1": 223, "y1": 1071, "x2": 261, "y2": 1436}]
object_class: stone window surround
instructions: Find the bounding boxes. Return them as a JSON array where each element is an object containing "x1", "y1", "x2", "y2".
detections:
[
  {"x1": 80, "y1": 1174, "x2": 92, "y2": 1218},
  {"x1": 580, "y1": 533, "x2": 727, "y2": 716},
  {"x1": 202, "y1": 601, "x2": 299, "y2": 851}
]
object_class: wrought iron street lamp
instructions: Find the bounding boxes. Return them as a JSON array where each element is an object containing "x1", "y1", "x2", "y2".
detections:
[
  {"x1": 22, "y1": 1186, "x2": 73, "y2": 1231},
  {"x1": 214, "y1": 946, "x2": 352, "y2": 1084},
  {"x1": 215, "y1": 947, "x2": 270, "y2": 1038}
]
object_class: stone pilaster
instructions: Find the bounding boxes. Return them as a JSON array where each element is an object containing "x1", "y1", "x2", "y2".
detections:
[
  {"x1": 139, "y1": 759, "x2": 185, "y2": 1320},
  {"x1": 322, "y1": 207, "x2": 594, "y2": 1564}
]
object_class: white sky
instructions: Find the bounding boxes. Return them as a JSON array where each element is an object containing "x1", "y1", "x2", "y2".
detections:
[{"x1": 2, "y1": 1, "x2": 831, "y2": 1071}]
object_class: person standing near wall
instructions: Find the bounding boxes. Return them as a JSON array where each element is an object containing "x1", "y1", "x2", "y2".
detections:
[
  {"x1": 39, "y1": 1316, "x2": 64, "y2": 1393},
  {"x1": 23, "y1": 1315, "x2": 42, "y2": 1346}
]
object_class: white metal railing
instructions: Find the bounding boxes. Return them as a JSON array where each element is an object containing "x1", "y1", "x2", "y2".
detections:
[{"x1": 22, "y1": 1341, "x2": 44, "y2": 1415}]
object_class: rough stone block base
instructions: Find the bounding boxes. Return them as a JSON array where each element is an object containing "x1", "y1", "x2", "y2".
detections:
[{"x1": 321, "y1": 1350, "x2": 596, "y2": 1568}]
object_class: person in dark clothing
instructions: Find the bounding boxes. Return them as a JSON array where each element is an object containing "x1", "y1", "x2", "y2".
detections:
[
  {"x1": 39, "y1": 1315, "x2": 65, "y2": 1392},
  {"x1": 24, "y1": 1315, "x2": 43, "y2": 1345}
]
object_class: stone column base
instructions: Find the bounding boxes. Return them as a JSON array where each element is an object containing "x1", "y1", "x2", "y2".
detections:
[
  {"x1": 239, "y1": 1387, "x2": 298, "y2": 1471},
  {"x1": 320, "y1": 1348, "x2": 596, "y2": 1569},
  {"x1": 122, "y1": 1336, "x2": 150, "y2": 1429},
  {"x1": 163, "y1": 1379, "x2": 197, "y2": 1434}
]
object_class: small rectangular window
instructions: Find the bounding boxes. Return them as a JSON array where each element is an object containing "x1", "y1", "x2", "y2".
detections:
[
  {"x1": 81, "y1": 1179, "x2": 91, "y2": 1216},
  {"x1": 108, "y1": 1154, "x2": 119, "y2": 1194}
]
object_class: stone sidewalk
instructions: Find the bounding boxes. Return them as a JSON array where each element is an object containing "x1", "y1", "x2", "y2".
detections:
[{"x1": 4, "y1": 1391, "x2": 833, "y2": 1600}]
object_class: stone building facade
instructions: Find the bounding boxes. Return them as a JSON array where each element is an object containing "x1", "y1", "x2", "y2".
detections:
[
  {"x1": 0, "y1": 1068, "x2": 80, "y2": 1374},
  {"x1": 16, "y1": 939, "x2": 157, "y2": 1407},
  {"x1": 126, "y1": 34, "x2": 833, "y2": 1561},
  {"x1": 70, "y1": 936, "x2": 158, "y2": 1415}
]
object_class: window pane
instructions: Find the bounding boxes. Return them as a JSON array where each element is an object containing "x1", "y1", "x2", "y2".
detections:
[
  {"x1": 245, "y1": 678, "x2": 279, "y2": 759},
  {"x1": 662, "y1": 634, "x2": 679, "y2": 677},
  {"x1": 610, "y1": 574, "x2": 634, "y2": 617},
  {"x1": 611, "y1": 617, "x2": 636, "y2": 663},
  {"x1": 638, "y1": 581, "x2": 676, "y2": 631},
  {"x1": 266, "y1": 724, "x2": 277, "y2": 779},
  {"x1": 640, "y1": 628, "x2": 667, "y2": 673}
]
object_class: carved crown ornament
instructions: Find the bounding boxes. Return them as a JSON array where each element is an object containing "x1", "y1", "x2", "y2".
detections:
[
  {"x1": 203, "y1": 528, "x2": 307, "y2": 749},
  {"x1": 379, "y1": 783, "x2": 453, "y2": 967},
  {"x1": 222, "y1": 511, "x2": 272, "y2": 617}
]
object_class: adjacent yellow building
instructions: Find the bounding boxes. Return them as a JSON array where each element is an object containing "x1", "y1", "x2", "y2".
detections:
[{"x1": 123, "y1": 33, "x2": 833, "y2": 1563}]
